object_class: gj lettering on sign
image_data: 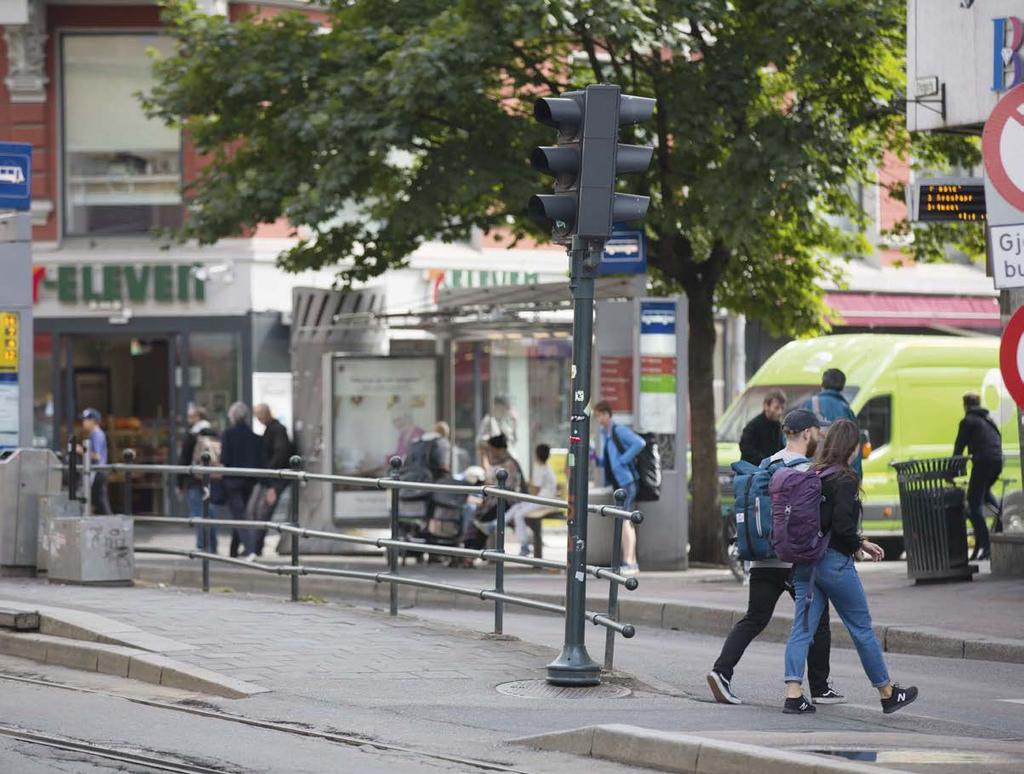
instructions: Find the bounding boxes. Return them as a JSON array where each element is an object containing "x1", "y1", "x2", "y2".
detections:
[{"x1": 991, "y1": 223, "x2": 1024, "y2": 288}]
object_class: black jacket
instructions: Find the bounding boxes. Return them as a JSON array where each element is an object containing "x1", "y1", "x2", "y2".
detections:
[
  {"x1": 739, "y1": 412, "x2": 784, "y2": 465},
  {"x1": 953, "y1": 408, "x2": 1002, "y2": 463},
  {"x1": 819, "y1": 470, "x2": 863, "y2": 556},
  {"x1": 221, "y1": 422, "x2": 266, "y2": 492},
  {"x1": 262, "y1": 419, "x2": 292, "y2": 491}
]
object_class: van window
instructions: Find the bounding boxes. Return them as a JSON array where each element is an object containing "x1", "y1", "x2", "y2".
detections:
[
  {"x1": 717, "y1": 384, "x2": 859, "y2": 443},
  {"x1": 857, "y1": 395, "x2": 892, "y2": 449}
]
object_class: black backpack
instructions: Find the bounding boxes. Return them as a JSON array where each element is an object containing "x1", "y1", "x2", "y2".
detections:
[
  {"x1": 612, "y1": 427, "x2": 661, "y2": 503},
  {"x1": 398, "y1": 437, "x2": 443, "y2": 502}
]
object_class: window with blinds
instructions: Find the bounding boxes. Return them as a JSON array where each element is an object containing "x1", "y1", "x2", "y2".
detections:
[{"x1": 62, "y1": 34, "x2": 183, "y2": 236}]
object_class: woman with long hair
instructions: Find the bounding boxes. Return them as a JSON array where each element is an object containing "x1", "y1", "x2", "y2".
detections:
[{"x1": 782, "y1": 419, "x2": 919, "y2": 715}]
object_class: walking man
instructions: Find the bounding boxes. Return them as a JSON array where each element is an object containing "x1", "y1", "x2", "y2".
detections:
[
  {"x1": 80, "y1": 408, "x2": 111, "y2": 515},
  {"x1": 953, "y1": 393, "x2": 1002, "y2": 561},
  {"x1": 254, "y1": 404, "x2": 293, "y2": 556},
  {"x1": 707, "y1": 409, "x2": 843, "y2": 706},
  {"x1": 177, "y1": 405, "x2": 222, "y2": 551},
  {"x1": 803, "y1": 368, "x2": 861, "y2": 478},
  {"x1": 221, "y1": 402, "x2": 266, "y2": 559},
  {"x1": 739, "y1": 389, "x2": 786, "y2": 465}
]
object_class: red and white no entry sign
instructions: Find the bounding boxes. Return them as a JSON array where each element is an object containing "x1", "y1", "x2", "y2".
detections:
[
  {"x1": 984, "y1": 84, "x2": 1024, "y2": 212},
  {"x1": 1000, "y1": 306, "x2": 1024, "y2": 408}
]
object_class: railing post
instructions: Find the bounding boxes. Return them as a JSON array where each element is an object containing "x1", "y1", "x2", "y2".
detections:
[
  {"x1": 67, "y1": 435, "x2": 78, "y2": 501},
  {"x1": 123, "y1": 449, "x2": 135, "y2": 517},
  {"x1": 200, "y1": 450, "x2": 212, "y2": 593},
  {"x1": 493, "y1": 468, "x2": 508, "y2": 636},
  {"x1": 289, "y1": 455, "x2": 303, "y2": 603},
  {"x1": 605, "y1": 488, "x2": 626, "y2": 672},
  {"x1": 388, "y1": 456, "x2": 402, "y2": 617},
  {"x1": 83, "y1": 438, "x2": 92, "y2": 516}
]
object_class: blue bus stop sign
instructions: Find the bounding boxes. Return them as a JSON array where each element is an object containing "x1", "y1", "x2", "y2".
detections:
[
  {"x1": 599, "y1": 228, "x2": 647, "y2": 275},
  {"x1": 0, "y1": 142, "x2": 32, "y2": 211}
]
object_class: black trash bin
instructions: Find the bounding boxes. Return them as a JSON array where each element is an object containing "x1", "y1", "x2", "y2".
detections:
[{"x1": 892, "y1": 457, "x2": 978, "y2": 584}]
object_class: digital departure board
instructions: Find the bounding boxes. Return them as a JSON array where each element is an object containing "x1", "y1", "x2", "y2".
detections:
[{"x1": 915, "y1": 182, "x2": 987, "y2": 223}]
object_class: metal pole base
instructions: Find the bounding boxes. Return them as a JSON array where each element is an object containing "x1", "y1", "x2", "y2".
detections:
[{"x1": 546, "y1": 644, "x2": 601, "y2": 686}]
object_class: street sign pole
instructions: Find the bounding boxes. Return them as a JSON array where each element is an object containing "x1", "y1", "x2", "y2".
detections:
[{"x1": 547, "y1": 235, "x2": 602, "y2": 686}]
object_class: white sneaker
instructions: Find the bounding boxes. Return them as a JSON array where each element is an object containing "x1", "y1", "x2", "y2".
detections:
[
  {"x1": 620, "y1": 563, "x2": 639, "y2": 577},
  {"x1": 245, "y1": 553, "x2": 259, "y2": 562}
]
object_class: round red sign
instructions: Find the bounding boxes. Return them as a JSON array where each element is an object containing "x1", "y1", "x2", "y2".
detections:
[
  {"x1": 1000, "y1": 305, "x2": 1024, "y2": 408},
  {"x1": 983, "y1": 83, "x2": 1024, "y2": 212}
]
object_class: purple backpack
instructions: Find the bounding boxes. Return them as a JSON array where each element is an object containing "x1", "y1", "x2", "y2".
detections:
[{"x1": 769, "y1": 465, "x2": 840, "y2": 564}]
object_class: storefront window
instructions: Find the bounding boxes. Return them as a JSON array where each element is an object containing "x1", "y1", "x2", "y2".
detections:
[
  {"x1": 453, "y1": 336, "x2": 571, "y2": 478},
  {"x1": 62, "y1": 35, "x2": 182, "y2": 236},
  {"x1": 188, "y1": 332, "x2": 242, "y2": 432}
]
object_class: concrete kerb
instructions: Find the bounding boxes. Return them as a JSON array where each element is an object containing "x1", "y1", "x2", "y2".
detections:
[
  {"x1": 0, "y1": 626, "x2": 265, "y2": 699},
  {"x1": 512, "y1": 724, "x2": 906, "y2": 774},
  {"x1": 131, "y1": 560, "x2": 1024, "y2": 665}
]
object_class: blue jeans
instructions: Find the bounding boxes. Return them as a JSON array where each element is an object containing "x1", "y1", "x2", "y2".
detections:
[
  {"x1": 621, "y1": 481, "x2": 638, "y2": 511},
  {"x1": 784, "y1": 548, "x2": 889, "y2": 688},
  {"x1": 186, "y1": 485, "x2": 219, "y2": 553}
]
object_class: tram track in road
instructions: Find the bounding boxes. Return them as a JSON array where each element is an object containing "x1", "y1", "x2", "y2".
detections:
[
  {"x1": 0, "y1": 723, "x2": 231, "y2": 773},
  {"x1": 0, "y1": 671, "x2": 530, "y2": 774}
]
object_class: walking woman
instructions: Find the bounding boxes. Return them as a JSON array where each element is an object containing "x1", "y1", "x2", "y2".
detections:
[{"x1": 782, "y1": 419, "x2": 918, "y2": 715}]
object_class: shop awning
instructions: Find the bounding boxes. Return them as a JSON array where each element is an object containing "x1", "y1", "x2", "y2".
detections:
[{"x1": 825, "y1": 292, "x2": 1000, "y2": 330}]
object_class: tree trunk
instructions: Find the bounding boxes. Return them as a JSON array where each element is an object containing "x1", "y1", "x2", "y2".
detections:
[{"x1": 687, "y1": 279, "x2": 722, "y2": 563}]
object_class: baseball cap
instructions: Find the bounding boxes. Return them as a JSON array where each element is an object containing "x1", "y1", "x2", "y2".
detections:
[
  {"x1": 81, "y1": 408, "x2": 102, "y2": 422},
  {"x1": 783, "y1": 409, "x2": 820, "y2": 434}
]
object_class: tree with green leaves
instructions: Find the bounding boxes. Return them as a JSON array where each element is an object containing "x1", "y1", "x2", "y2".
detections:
[{"x1": 146, "y1": 0, "x2": 978, "y2": 562}]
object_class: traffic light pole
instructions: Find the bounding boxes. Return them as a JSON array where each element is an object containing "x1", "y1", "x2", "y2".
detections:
[{"x1": 547, "y1": 235, "x2": 603, "y2": 686}]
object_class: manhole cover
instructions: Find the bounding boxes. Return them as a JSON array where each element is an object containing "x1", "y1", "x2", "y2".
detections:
[{"x1": 496, "y1": 680, "x2": 631, "y2": 699}]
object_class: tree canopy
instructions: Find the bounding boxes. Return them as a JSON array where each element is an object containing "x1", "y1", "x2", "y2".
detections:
[{"x1": 147, "y1": 0, "x2": 979, "y2": 559}]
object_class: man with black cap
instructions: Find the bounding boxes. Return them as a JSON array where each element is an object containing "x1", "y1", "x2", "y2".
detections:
[
  {"x1": 79, "y1": 408, "x2": 111, "y2": 515},
  {"x1": 707, "y1": 409, "x2": 842, "y2": 706}
]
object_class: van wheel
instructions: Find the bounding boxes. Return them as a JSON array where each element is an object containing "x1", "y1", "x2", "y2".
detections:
[{"x1": 874, "y1": 537, "x2": 904, "y2": 561}]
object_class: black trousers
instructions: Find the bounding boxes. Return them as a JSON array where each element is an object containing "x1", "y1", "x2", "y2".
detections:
[
  {"x1": 966, "y1": 459, "x2": 1001, "y2": 551},
  {"x1": 90, "y1": 473, "x2": 112, "y2": 515},
  {"x1": 713, "y1": 566, "x2": 831, "y2": 694}
]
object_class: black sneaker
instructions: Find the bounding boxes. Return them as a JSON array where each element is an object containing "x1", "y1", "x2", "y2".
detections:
[
  {"x1": 811, "y1": 683, "x2": 847, "y2": 705},
  {"x1": 783, "y1": 695, "x2": 816, "y2": 714},
  {"x1": 706, "y1": 671, "x2": 742, "y2": 705},
  {"x1": 881, "y1": 684, "x2": 918, "y2": 714}
]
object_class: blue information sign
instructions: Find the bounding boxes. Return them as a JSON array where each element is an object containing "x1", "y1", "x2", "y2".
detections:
[
  {"x1": 0, "y1": 142, "x2": 32, "y2": 212},
  {"x1": 599, "y1": 228, "x2": 647, "y2": 275}
]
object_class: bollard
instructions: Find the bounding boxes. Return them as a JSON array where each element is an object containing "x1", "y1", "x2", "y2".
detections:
[
  {"x1": 123, "y1": 449, "x2": 135, "y2": 517},
  {"x1": 388, "y1": 456, "x2": 402, "y2": 616},
  {"x1": 605, "y1": 488, "x2": 626, "y2": 672},
  {"x1": 200, "y1": 451, "x2": 212, "y2": 593},
  {"x1": 289, "y1": 455, "x2": 303, "y2": 602},
  {"x1": 493, "y1": 468, "x2": 508, "y2": 636}
]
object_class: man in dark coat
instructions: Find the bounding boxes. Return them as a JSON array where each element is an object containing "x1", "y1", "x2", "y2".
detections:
[
  {"x1": 739, "y1": 389, "x2": 786, "y2": 465},
  {"x1": 953, "y1": 393, "x2": 1003, "y2": 560},
  {"x1": 254, "y1": 403, "x2": 293, "y2": 555},
  {"x1": 221, "y1": 402, "x2": 266, "y2": 559}
]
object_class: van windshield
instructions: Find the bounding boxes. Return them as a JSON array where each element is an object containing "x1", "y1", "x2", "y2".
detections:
[{"x1": 717, "y1": 385, "x2": 860, "y2": 443}]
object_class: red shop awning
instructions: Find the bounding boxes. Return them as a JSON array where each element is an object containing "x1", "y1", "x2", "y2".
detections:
[{"x1": 825, "y1": 292, "x2": 1000, "y2": 330}]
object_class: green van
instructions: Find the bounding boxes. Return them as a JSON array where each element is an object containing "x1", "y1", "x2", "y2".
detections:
[{"x1": 716, "y1": 334, "x2": 1019, "y2": 556}]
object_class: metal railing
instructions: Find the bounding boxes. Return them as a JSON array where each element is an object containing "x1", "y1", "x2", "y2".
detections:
[{"x1": 81, "y1": 448, "x2": 643, "y2": 680}]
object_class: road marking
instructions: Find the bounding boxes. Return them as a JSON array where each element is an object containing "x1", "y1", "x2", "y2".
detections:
[{"x1": 998, "y1": 699, "x2": 1024, "y2": 705}]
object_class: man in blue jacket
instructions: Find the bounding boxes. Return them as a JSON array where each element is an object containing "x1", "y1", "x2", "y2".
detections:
[
  {"x1": 593, "y1": 400, "x2": 646, "y2": 576},
  {"x1": 803, "y1": 368, "x2": 861, "y2": 478}
]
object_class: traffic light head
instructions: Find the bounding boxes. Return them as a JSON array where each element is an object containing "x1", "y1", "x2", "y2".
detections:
[{"x1": 529, "y1": 84, "x2": 654, "y2": 243}]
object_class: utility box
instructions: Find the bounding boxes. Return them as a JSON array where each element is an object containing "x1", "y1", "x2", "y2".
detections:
[
  {"x1": 46, "y1": 515, "x2": 133, "y2": 585},
  {"x1": 37, "y1": 494, "x2": 83, "y2": 573},
  {"x1": 0, "y1": 448, "x2": 62, "y2": 575}
]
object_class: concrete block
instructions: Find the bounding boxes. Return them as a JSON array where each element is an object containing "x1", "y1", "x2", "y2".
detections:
[
  {"x1": 964, "y1": 636, "x2": 1024, "y2": 664},
  {"x1": 0, "y1": 609, "x2": 39, "y2": 630},
  {"x1": 96, "y1": 649, "x2": 131, "y2": 678},
  {"x1": 128, "y1": 654, "x2": 168, "y2": 686},
  {"x1": 696, "y1": 739, "x2": 834, "y2": 774},
  {"x1": 39, "y1": 617, "x2": 101, "y2": 642},
  {"x1": 159, "y1": 664, "x2": 267, "y2": 698},
  {"x1": 509, "y1": 726, "x2": 596, "y2": 756},
  {"x1": 44, "y1": 639, "x2": 99, "y2": 671},
  {"x1": 662, "y1": 603, "x2": 736, "y2": 637},
  {"x1": 0, "y1": 630, "x2": 46, "y2": 661},
  {"x1": 592, "y1": 725, "x2": 700, "y2": 772},
  {"x1": 886, "y1": 627, "x2": 964, "y2": 659}
]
